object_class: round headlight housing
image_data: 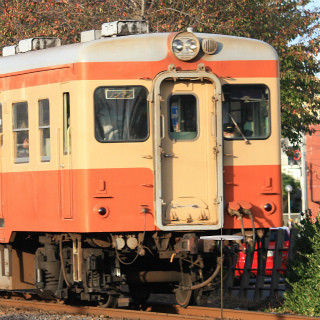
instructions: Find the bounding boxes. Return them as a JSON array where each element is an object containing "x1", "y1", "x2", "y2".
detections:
[
  {"x1": 171, "y1": 32, "x2": 200, "y2": 61},
  {"x1": 172, "y1": 39, "x2": 184, "y2": 53},
  {"x1": 185, "y1": 39, "x2": 198, "y2": 52}
]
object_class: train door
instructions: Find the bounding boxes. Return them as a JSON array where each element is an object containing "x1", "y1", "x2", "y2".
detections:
[
  {"x1": 153, "y1": 71, "x2": 224, "y2": 230},
  {"x1": 59, "y1": 89, "x2": 73, "y2": 219}
]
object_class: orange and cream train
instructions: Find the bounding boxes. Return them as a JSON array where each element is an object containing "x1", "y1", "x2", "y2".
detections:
[{"x1": 0, "y1": 21, "x2": 282, "y2": 307}]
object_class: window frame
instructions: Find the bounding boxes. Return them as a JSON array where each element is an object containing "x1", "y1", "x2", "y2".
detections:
[
  {"x1": 222, "y1": 84, "x2": 271, "y2": 141},
  {"x1": 63, "y1": 92, "x2": 70, "y2": 154},
  {"x1": 39, "y1": 99, "x2": 50, "y2": 162},
  {"x1": 167, "y1": 93, "x2": 199, "y2": 141},
  {"x1": 94, "y1": 85, "x2": 149, "y2": 143},
  {"x1": 12, "y1": 101, "x2": 29, "y2": 164}
]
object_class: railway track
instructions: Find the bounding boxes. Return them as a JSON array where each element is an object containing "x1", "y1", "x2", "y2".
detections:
[{"x1": 0, "y1": 297, "x2": 318, "y2": 320}]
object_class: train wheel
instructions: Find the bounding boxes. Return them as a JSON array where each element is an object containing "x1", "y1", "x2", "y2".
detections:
[
  {"x1": 175, "y1": 273, "x2": 193, "y2": 308},
  {"x1": 98, "y1": 294, "x2": 118, "y2": 308}
]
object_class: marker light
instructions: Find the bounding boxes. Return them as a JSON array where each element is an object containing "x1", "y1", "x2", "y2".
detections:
[
  {"x1": 264, "y1": 203, "x2": 273, "y2": 212},
  {"x1": 171, "y1": 32, "x2": 200, "y2": 61},
  {"x1": 98, "y1": 207, "x2": 107, "y2": 216},
  {"x1": 261, "y1": 201, "x2": 276, "y2": 214}
]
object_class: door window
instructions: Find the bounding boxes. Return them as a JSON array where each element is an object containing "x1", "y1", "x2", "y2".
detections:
[{"x1": 168, "y1": 94, "x2": 197, "y2": 141}]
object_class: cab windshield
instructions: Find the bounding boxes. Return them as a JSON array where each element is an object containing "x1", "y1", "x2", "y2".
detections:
[{"x1": 222, "y1": 84, "x2": 270, "y2": 140}]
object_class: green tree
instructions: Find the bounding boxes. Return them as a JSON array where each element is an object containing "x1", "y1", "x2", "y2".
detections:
[
  {"x1": 282, "y1": 211, "x2": 320, "y2": 316},
  {"x1": 0, "y1": 0, "x2": 319, "y2": 145}
]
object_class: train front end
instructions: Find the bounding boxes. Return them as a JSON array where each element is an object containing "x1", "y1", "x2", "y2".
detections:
[{"x1": 0, "y1": 21, "x2": 282, "y2": 307}]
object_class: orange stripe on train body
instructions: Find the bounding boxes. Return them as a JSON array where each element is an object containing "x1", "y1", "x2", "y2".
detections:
[
  {"x1": 0, "y1": 59, "x2": 279, "y2": 91},
  {"x1": 0, "y1": 167, "x2": 155, "y2": 242},
  {"x1": 224, "y1": 164, "x2": 282, "y2": 229},
  {"x1": 0, "y1": 164, "x2": 282, "y2": 243}
]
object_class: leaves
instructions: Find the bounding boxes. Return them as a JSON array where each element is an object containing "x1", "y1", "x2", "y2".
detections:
[
  {"x1": 0, "y1": 0, "x2": 319, "y2": 144},
  {"x1": 283, "y1": 212, "x2": 320, "y2": 316},
  {"x1": 0, "y1": 1, "x2": 143, "y2": 44}
]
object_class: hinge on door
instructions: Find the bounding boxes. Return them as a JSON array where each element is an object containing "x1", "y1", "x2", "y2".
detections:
[{"x1": 213, "y1": 146, "x2": 219, "y2": 159}]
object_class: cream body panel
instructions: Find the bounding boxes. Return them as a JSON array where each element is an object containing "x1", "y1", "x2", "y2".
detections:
[
  {"x1": 0, "y1": 75, "x2": 280, "y2": 173},
  {"x1": 75, "y1": 80, "x2": 153, "y2": 171},
  {"x1": 222, "y1": 77, "x2": 281, "y2": 167},
  {"x1": 1, "y1": 84, "x2": 61, "y2": 173},
  {"x1": 1, "y1": 79, "x2": 153, "y2": 173}
]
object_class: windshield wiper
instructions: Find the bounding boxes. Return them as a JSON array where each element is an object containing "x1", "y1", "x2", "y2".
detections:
[{"x1": 228, "y1": 113, "x2": 250, "y2": 144}]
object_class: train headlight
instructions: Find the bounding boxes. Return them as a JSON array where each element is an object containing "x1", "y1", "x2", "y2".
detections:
[
  {"x1": 171, "y1": 32, "x2": 200, "y2": 61},
  {"x1": 172, "y1": 39, "x2": 184, "y2": 53},
  {"x1": 185, "y1": 39, "x2": 198, "y2": 52}
]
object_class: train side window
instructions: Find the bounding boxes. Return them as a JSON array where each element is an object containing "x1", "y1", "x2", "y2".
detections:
[
  {"x1": 63, "y1": 93, "x2": 70, "y2": 154},
  {"x1": 222, "y1": 84, "x2": 270, "y2": 140},
  {"x1": 168, "y1": 94, "x2": 197, "y2": 141},
  {"x1": 94, "y1": 86, "x2": 148, "y2": 142},
  {"x1": 39, "y1": 99, "x2": 50, "y2": 162},
  {"x1": 13, "y1": 102, "x2": 29, "y2": 163}
]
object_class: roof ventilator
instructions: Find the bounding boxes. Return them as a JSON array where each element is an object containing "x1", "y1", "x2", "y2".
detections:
[
  {"x1": 81, "y1": 20, "x2": 149, "y2": 42},
  {"x1": 2, "y1": 37, "x2": 61, "y2": 56}
]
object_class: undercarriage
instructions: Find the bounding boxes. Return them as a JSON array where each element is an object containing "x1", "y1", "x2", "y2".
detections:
[{"x1": 31, "y1": 231, "x2": 225, "y2": 307}]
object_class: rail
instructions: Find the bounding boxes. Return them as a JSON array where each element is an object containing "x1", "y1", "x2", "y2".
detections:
[{"x1": 0, "y1": 298, "x2": 317, "y2": 320}]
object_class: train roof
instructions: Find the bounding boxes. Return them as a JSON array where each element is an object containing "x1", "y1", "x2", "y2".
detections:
[{"x1": 0, "y1": 32, "x2": 278, "y2": 76}]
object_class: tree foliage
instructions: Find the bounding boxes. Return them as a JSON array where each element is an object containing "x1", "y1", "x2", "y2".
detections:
[
  {"x1": 0, "y1": 1, "x2": 141, "y2": 44},
  {"x1": 0, "y1": 0, "x2": 319, "y2": 144},
  {"x1": 282, "y1": 211, "x2": 320, "y2": 316}
]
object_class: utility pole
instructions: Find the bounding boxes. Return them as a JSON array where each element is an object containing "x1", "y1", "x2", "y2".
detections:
[
  {"x1": 285, "y1": 184, "x2": 293, "y2": 226},
  {"x1": 301, "y1": 134, "x2": 308, "y2": 216}
]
